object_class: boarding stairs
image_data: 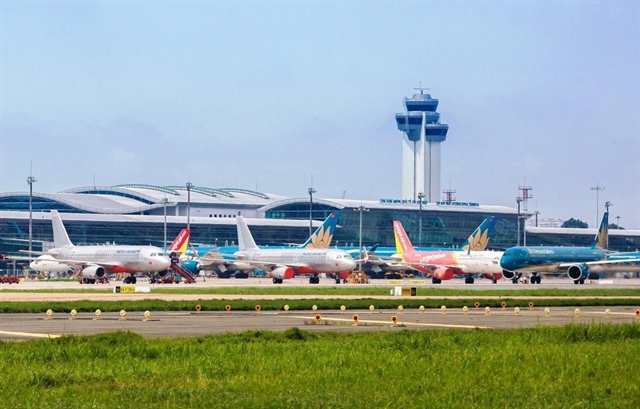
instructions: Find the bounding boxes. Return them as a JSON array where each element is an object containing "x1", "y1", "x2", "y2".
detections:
[{"x1": 170, "y1": 262, "x2": 197, "y2": 284}]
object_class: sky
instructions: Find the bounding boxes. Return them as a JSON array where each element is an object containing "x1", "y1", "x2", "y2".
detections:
[{"x1": 1, "y1": 1, "x2": 639, "y2": 230}]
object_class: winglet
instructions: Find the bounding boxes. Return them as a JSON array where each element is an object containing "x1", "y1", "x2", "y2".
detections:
[
  {"x1": 301, "y1": 211, "x2": 342, "y2": 249},
  {"x1": 236, "y1": 216, "x2": 259, "y2": 251},
  {"x1": 591, "y1": 212, "x2": 609, "y2": 250},
  {"x1": 51, "y1": 210, "x2": 73, "y2": 248},
  {"x1": 461, "y1": 216, "x2": 498, "y2": 253},
  {"x1": 167, "y1": 228, "x2": 190, "y2": 255},
  {"x1": 393, "y1": 220, "x2": 415, "y2": 256}
]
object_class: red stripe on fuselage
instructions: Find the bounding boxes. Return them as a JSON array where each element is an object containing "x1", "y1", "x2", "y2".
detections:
[{"x1": 403, "y1": 251, "x2": 459, "y2": 273}]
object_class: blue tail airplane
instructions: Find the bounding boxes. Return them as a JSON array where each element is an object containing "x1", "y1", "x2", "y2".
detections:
[
  {"x1": 181, "y1": 211, "x2": 342, "y2": 278},
  {"x1": 499, "y1": 212, "x2": 638, "y2": 284}
]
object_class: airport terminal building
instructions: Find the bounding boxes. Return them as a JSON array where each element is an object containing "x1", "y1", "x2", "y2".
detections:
[{"x1": 1, "y1": 184, "x2": 639, "y2": 259}]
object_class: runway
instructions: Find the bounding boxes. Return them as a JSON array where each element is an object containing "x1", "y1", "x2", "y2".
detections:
[
  {"x1": 2, "y1": 306, "x2": 639, "y2": 341},
  {"x1": 2, "y1": 277, "x2": 639, "y2": 341}
]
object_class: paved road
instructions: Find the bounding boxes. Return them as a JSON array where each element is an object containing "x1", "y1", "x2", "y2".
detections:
[
  {"x1": 2, "y1": 306, "x2": 639, "y2": 341},
  {"x1": 2, "y1": 277, "x2": 639, "y2": 341}
]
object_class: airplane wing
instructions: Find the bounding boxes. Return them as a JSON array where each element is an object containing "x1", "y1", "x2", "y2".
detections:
[
  {"x1": 399, "y1": 261, "x2": 459, "y2": 270},
  {"x1": 45, "y1": 258, "x2": 124, "y2": 270},
  {"x1": 558, "y1": 258, "x2": 640, "y2": 269}
]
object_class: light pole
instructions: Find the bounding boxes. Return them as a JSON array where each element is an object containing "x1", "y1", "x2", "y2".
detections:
[
  {"x1": 590, "y1": 183, "x2": 605, "y2": 227},
  {"x1": 418, "y1": 192, "x2": 425, "y2": 248},
  {"x1": 354, "y1": 205, "x2": 369, "y2": 271},
  {"x1": 186, "y1": 182, "x2": 193, "y2": 230},
  {"x1": 516, "y1": 197, "x2": 523, "y2": 246},
  {"x1": 533, "y1": 210, "x2": 540, "y2": 227},
  {"x1": 615, "y1": 215, "x2": 621, "y2": 229},
  {"x1": 308, "y1": 187, "x2": 316, "y2": 237},
  {"x1": 604, "y1": 201, "x2": 612, "y2": 249},
  {"x1": 27, "y1": 173, "x2": 37, "y2": 256},
  {"x1": 162, "y1": 197, "x2": 169, "y2": 249}
]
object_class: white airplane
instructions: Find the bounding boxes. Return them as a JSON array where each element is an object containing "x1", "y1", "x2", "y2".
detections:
[
  {"x1": 29, "y1": 255, "x2": 76, "y2": 276},
  {"x1": 29, "y1": 210, "x2": 172, "y2": 284},
  {"x1": 209, "y1": 216, "x2": 356, "y2": 284}
]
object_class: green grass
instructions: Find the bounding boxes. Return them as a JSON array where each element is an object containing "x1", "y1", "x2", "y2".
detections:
[
  {"x1": 2, "y1": 297, "x2": 640, "y2": 314},
  {"x1": 1, "y1": 324, "x2": 639, "y2": 408}
]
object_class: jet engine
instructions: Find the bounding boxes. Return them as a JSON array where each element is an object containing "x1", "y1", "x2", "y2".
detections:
[
  {"x1": 502, "y1": 270, "x2": 516, "y2": 279},
  {"x1": 483, "y1": 272, "x2": 504, "y2": 281},
  {"x1": 180, "y1": 260, "x2": 200, "y2": 275},
  {"x1": 82, "y1": 265, "x2": 106, "y2": 279},
  {"x1": 567, "y1": 264, "x2": 589, "y2": 281},
  {"x1": 433, "y1": 267, "x2": 454, "y2": 281},
  {"x1": 270, "y1": 266, "x2": 295, "y2": 280}
]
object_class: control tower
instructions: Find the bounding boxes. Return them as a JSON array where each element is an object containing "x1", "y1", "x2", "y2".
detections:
[{"x1": 395, "y1": 89, "x2": 449, "y2": 202}]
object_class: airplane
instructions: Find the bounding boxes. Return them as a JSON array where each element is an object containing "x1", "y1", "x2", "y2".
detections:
[
  {"x1": 393, "y1": 216, "x2": 504, "y2": 284},
  {"x1": 182, "y1": 212, "x2": 343, "y2": 278},
  {"x1": 25, "y1": 227, "x2": 191, "y2": 284},
  {"x1": 26, "y1": 210, "x2": 172, "y2": 284},
  {"x1": 500, "y1": 212, "x2": 640, "y2": 284},
  {"x1": 351, "y1": 216, "x2": 500, "y2": 280},
  {"x1": 198, "y1": 215, "x2": 356, "y2": 284}
]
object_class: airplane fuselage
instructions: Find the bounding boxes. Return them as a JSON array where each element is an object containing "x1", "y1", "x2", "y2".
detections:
[
  {"x1": 235, "y1": 248, "x2": 356, "y2": 273},
  {"x1": 403, "y1": 250, "x2": 503, "y2": 275},
  {"x1": 54, "y1": 245, "x2": 171, "y2": 273},
  {"x1": 499, "y1": 246, "x2": 607, "y2": 273}
]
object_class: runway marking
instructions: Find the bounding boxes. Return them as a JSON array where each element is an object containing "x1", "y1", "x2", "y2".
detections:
[
  {"x1": 287, "y1": 315, "x2": 491, "y2": 329},
  {"x1": 0, "y1": 330, "x2": 61, "y2": 339}
]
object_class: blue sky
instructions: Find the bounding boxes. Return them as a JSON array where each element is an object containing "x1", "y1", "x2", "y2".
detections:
[{"x1": 1, "y1": 1, "x2": 639, "y2": 229}]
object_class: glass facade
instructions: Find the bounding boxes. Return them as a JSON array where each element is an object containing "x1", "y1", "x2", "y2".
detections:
[{"x1": 0, "y1": 204, "x2": 637, "y2": 257}]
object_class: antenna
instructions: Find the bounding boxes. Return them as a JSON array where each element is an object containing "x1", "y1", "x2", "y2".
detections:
[
  {"x1": 590, "y1": 182, "x2": 605, "y2": 228},
  {"x1": 414, "y1": 82, "x2": 429, "y2": 95},
  {"x1": 443, "y1": 181, "x2": 456, "y2": 203}
]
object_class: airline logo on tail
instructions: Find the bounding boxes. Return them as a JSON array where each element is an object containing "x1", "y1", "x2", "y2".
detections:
[
  {"x1": 393, "y1": 221, "x2": 415, "y2": 256},
  {"x1": 461, "y1": 216, "x2": 498, "y2": 252},
  {"x1": 304, "y1": 212, "x2": 341, "y2": 249},
  {"x1": 592, "y1": 212, "x2": 609, "y2": 250},
  {"x1": 168, "y1": 229, "x2": 190, "y2": 255}
]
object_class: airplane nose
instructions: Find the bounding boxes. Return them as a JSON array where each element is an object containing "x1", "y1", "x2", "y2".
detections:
[{"x1": 159, "y1": 257, "x2": 171, "y2": 269}]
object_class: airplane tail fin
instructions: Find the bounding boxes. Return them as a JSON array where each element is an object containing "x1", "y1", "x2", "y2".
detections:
[
  {"x1": 393, "y1": 220, "x2": 415, "y2": 256},
  {"x1": 167, "y1": 228, "x2": 190, "y2": 255},
  {"x1": 301, "y1": 211, "x2": 342, "y2": 249},
  {"x1": 591, "y1": 212, "x2": 609, "y2": 250},
  {"x1": 51, "y1": 210, "x2": 73, "y2": 248},
  {"x1": 189, "y1": 243, "x2": 200, "y2": 258},
  {"x1": 237, "y1": 216, "x2": 259, "y2": 251},
  {"x1": 461, "y1": 216, "x2": 498, "y2": 253}
]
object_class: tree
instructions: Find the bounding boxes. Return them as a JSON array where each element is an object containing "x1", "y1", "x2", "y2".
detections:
[
  {"x1": 608, "y1": 223, "x2": 625, "y2": 230},
  {"x1": 561, "y1": 218, "x2": 589, "y2": 228}
]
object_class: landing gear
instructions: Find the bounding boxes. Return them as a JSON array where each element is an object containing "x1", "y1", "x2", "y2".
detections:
[
  {"x1": 464, "y1": 276, "x2": 475, "y2": 284},
  {"x1": 432, "y1": 277, "x2": 441, "y2": 284},
  {"x1": 123, "y1": 276, "x2": 137, "y2": 284},
  {"x1": 530, "y1": 273, "x2": 542, "y2": 284},
  {"x1": 309, "y1": 274, "x2": 320, "y2": 284},
  {"x1": 512, "y1": 273, "x2": 522, "y2": 284},
  {"x1": 272, "y1": 278, "x2": 283, "y2": 284},
  {"x1": 335, "y1": 277, "x2": 341, "y2": 284},
  {"x1": 574, "y1": 278, "x2": 585, "y2": 284},
  {"x1": 81, "y1": 278, "x2": 96, "y2": 284}
]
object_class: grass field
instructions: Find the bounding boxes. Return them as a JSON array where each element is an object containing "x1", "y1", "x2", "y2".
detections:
[{"x1": 1, "y1": 324, "x2": 639, "y2": 408}]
